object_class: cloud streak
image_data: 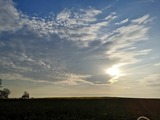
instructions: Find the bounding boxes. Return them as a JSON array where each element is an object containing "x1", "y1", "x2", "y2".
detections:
[{"x1": 115, "y1": 18, "x2": 128, "y2": 25}]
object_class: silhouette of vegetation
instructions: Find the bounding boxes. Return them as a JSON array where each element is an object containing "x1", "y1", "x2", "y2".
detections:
[
  {"x1": 0, "y1": 79, "x2": 11, "y2": 99},
  {"x1": 0, "y1": 88, "x2": 10, "y2": 99},
  {"x1": 21, "y1": 91, "x2": 29, "y2": 99}
]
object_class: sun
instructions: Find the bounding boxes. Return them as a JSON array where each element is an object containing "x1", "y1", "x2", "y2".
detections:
[{"x1": 106, "y1": 65, "x2": 121, "y2": 78}]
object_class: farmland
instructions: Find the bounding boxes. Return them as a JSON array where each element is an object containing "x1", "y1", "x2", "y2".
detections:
[{"x1": 0, "y1": 97, "x2": 160, "y2": 120}]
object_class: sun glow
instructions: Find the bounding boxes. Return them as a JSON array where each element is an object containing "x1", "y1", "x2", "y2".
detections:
[{"x1": 106, "y1": 65, "x2": 121, "y2": 79}]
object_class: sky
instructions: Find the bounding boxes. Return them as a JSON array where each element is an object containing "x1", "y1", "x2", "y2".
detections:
[{"x1": 0, "y1": 0, "x2": 160, "y2": 98}]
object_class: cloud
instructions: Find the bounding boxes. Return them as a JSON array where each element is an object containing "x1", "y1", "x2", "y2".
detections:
[
  {"x1": 0, "y1": 1, "x2": 113, "y2": 46},
  {"x1": 140, "y1": 74, "x2": 160, "y2": 87},
  {"x1": 115, "y1": 18, "x2": 129, "y2": 25},
  {"x1": 0, "y1": 0, "x2": 154, "y2": 85},
  {"x1": 54, "y1": 73, "x2": 92, "y2": 85},
  {"x1": 85, "y1": 74, "x2": 111, "y2": 85},
  {"x1": 131, "y1": 14, "x2": 151, "y2": 24},
  {"x1": 106, "y1": 14, "x2": 153, "y2": 65},
  {"x1": 0, "y1": 0, "x2": 20, "y2": 32},
  {"x1": 0, "y1": 73, "x2": 61, "y2": 85},
  {"x1": 154, "y1": 63, "x2": 160, "y2": 66}
]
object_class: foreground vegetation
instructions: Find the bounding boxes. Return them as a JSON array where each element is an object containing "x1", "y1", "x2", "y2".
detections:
[{"x1": 0, "y1": 97, "x2": 160, "y2": 120}]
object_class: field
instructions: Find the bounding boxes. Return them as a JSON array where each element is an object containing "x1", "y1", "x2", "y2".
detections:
[{"x1": 0, "y1": 97, "x2": 160, "y2": 120}]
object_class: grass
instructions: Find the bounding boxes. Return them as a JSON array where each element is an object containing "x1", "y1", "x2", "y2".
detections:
[{"x1": 0, "y1": 97, "x2": 160, "y2": 120}]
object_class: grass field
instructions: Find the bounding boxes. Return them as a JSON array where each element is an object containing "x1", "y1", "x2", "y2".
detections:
[{"x1": 0, "y1": 97, "x2": 160, "y2": 120}]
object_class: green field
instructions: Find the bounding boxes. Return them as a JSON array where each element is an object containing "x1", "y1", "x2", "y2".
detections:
[{"x1": 0, "y1": 97, "x2": 160, "y2": 120}]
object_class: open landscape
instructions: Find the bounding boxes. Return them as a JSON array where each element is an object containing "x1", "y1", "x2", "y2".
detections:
[
  {"x1": 1, "y1": 0, "x2": 160, "y2": 120},
  {"x1": 0, "y1": 97, "x2": 160, "y2": 120}
]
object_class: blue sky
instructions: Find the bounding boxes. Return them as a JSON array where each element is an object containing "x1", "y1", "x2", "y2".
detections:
[{"x1": 0, "y1": 0, "x2": 160, "y2": 98}]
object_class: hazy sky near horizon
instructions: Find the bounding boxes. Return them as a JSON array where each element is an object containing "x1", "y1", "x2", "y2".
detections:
[{"x1": 0, "y1": 0, "x2": 160, "y2": 98}]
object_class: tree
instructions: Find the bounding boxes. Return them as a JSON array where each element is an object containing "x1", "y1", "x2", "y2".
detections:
[
  {"x1": 21, "y1": 91, "x2": 29, "y2": 99},
  {"x1": 0, "y1": 88, "x2": 10, "y2": 99}
]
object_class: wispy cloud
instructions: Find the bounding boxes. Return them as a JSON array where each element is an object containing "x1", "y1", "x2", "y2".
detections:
[
  {"x1": 0, "y1": 0, "x2": 22, "y2": 32},
  {"x1": 115, "y1": 18, "x2": 128, "y2": 25},
  {"x1": 0, "y1": 0, "x2": 154, "y2": 85},
  {"x1": 131, "y1": 14, "x2": 151, "y2": 24},
  {"x1": 54, "y1": 73, "x2": 92, "y2": 85},
  {"x1": 140, "y1": 73, "x2": 160, "y2": 87},
  {"x1": 106, "y1": 14, "x2": 153, "y2": 65},
  {"x1": 154, "y1": 63, "x2": 160, "y2": 66}
]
